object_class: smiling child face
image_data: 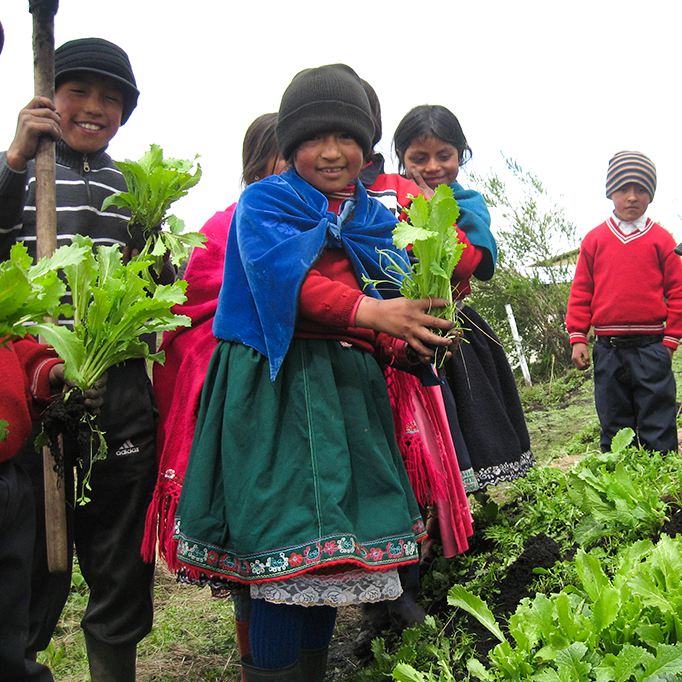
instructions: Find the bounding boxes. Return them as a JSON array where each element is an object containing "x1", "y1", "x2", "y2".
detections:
[
  {"x1": 294, "y1": 132, "x2": 364, "y2": 194},
  {"x1": 54, "y1": 73, "x2": 124, "y2": 154},
  {"x1": 403, "y1": 136, "x2": 460, "y2": 189}
]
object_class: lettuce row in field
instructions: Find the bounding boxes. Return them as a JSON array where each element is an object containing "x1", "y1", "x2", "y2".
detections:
[
  {"x1": 101, "y1": 144, "x2": 206, "y2": 270},
  {"x1": 567, "y1": 429, "x2": 671, "y2": 547},
  {"x1": 449, "y1": 535, "x2": 682, "y2": 681}
]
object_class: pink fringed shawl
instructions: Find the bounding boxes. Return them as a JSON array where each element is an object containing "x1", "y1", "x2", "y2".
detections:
[
  {"x1": 141, "y1": 206, "x2": 235, "y2": 569},
  {"x1": 385, "y1": 367, "x2": 473, "y2": 557}
]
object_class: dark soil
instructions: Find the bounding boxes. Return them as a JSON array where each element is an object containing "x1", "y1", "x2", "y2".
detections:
[
  {"x1": 324, "y1": 531, "x2": 565, "y2": 680},
  {"x1": 41, "y1": 389, "x2": 89, "y2": 476},
  {"x1": 661, "y1": 506, "x2": 682, "y2": 538}
]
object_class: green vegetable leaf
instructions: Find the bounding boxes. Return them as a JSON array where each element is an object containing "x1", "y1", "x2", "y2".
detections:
[
  {"x1": 610, "y1": 428, "x2": 635, "y2": 453},
  {"x1": 33, "y1": 236, "x2": 190, "y2": 390},
  {"x1": 0, "y1": 241, "x2": 89, "y2": 338},
  {"x1": 448, "y1": 585, "x2": 506, "y2": 643}
]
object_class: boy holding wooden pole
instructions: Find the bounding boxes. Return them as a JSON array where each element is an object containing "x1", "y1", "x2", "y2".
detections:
[{"x1": 0, "y1": 36, "x2": 157, "y2": 682}]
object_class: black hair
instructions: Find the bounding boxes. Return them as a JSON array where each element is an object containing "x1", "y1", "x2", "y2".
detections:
[
  {"x1": 393, "y1": 105, "x2": 472, "y2": 174},
  {"x1": 241, "y1": 113, "x2": 281, "y2": 187}
]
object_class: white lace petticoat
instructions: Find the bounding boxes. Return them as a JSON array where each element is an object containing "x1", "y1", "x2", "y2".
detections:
[{"x1": 250, "y1": 567, "x2": 402, "y2": 607}]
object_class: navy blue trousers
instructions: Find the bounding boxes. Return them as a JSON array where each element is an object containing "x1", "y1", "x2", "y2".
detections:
[
  {"x1": 593, "y1": 341, "x2": 678, "y2": 454},
  {"x1": 0, "y1": 461, "x2": 53, "y2": 681}
]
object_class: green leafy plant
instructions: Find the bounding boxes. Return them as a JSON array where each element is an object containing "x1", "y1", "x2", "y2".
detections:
[
  {"x1": 366, "y1": 617, "x2": 467, "y2": 682},
  {"x1": 101, "y1": 144, "x2": 206, "y2": 272},
  {"x1": 449, "y1": 536, "x2": 682, "y2": 681},
  {"x1": 0, "y1": 240, "x2": 90, "y2": 451},
  {"x1": 32, "y1": 234, "x2": 191, "y2": 502},
  {"x1": 566, "y1": 429, "x2": 671, "y2": 546},
  {"x1": 0, "y1": 240, "x2": 89, "y2": 341},
  {"x1": 364, "y1": 184, "x2": 465, "y2": 365}
]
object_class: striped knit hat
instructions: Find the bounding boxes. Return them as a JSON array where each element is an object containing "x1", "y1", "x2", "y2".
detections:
[
  {"x1": 55, "y1": 38, "x2": 139, "y2": 125},
  {"x1": 605, "y1": 151, "x2": 656, "y2": 199}
]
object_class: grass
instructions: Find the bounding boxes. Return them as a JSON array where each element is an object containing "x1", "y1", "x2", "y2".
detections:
[{"x1": 39, "y1": 565, "x2": 242, "y2": 682}]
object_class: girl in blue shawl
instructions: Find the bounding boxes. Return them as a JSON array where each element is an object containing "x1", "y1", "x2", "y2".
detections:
[
  {"x1": 174, "y1": 65, "x2": 455, "y2": 682},
  {"x1": 393, "y1": 104, "x2": 534, "y2": 497}
]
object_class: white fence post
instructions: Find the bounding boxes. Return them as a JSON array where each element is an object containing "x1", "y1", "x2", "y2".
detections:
[{"x1": 505, "y1": 303, "x2": 532, "y2": 386}]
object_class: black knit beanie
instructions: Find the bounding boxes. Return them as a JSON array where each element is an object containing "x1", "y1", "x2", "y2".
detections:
[
  {"x1": 55, "y1": 38, "x2": 139, "y2": 125},
  {"x1": 276, "y1": 64, "x2": 374, "y2": 160},
  {"x1": 605, "y1": 151, "x2": 656, "y2": 200}
]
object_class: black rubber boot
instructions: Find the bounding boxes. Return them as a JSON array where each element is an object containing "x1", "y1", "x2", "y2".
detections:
[
  {"x1": 299, "y1": 646, "x2": 328, "y2": 682},
  {"x1": 84, "y1": 634, "x2": 136, "y2": 682},
  {"x1": 387, "y1": 563, "x2": 426, "y2": 630},
  {"x1": 241, "y1": 654, "x2": 301, "y2": 681},
  {"x1": 352, "y1": 600, "x2": 390, "y2": 659}
]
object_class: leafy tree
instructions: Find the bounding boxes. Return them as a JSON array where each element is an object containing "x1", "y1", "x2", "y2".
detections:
[{"x1": 467, "y1": 157, "x2": 579, "y2": 380}]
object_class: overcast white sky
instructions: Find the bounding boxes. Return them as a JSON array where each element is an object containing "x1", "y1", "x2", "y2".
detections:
[{"x1": 2, "y1": 0, "x2": 681, "y2": 243}]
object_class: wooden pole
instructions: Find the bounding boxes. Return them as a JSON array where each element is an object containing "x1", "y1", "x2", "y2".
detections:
[{"x1": 29, "y1": 0, "x2": 67, "y2": 573}]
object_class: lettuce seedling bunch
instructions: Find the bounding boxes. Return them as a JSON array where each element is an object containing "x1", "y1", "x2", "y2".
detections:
[
  {"x1": 102, "y1": 144, "x2": 206, "y2": 273},
  {"x1": 32, "y1": 235, "x2": 191, "y2": 502},
  {"x1": 0, "y1": 240, "x2": 89, "y2": 341},
  {"x1": 0, "y1": 241, "x2": 89, "y2": 445},
  {"x1": 365, "y1": 185, "x2": 465, "y2": 365}
]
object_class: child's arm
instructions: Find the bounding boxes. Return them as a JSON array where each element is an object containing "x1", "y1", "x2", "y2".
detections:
[
  {"x1": 0, "y1": 98, "x2": 62, "y2": 258},
  {"x1": 5, "y1": 97, "x2": 61, "y2": 172},
  {"x1": 566, "y1": 241, "x2": 595, "y2": 348}
]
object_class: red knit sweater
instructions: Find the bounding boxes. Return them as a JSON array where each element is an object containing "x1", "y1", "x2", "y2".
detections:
[
  {"x1": 566, "y1": 217, "x2": 682, "y2": 349},
  {"x1": 0, "y1": 338, "x2": 61, "y2": 462},
  {"x1": 295, "y1": 191, "x2": 409, "y2": 365}
]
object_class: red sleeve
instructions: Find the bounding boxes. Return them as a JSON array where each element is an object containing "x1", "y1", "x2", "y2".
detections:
[
  {"x1": 13, "y1": 337, "x2": 62, "y2": 410},
  {"x1": 298, "y1": 268, "x2": 364, "y2": 328},
  {"x1": 566, "y1": 236, "x2": 596, "y2": 345},
  {"x1": 0, "y1": 338, "x2": 61, "y2": 462},
  {"x1": 375, "y1": 334, "x2": 413, "y2": 368},
  {"x1": 452, "y1": 228, "x2": 484, "y2": 281},
  {"x1": 660, "y1": 229, "x2": 682, "y2": 348}
]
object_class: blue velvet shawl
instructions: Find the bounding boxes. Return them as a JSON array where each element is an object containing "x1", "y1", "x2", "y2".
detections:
[{"x1": 213, "y1": 168, "x2": 407, "y2": 381}]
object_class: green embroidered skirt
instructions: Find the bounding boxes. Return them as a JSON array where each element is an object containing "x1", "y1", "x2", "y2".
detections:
[{"x1": 175, "y1": 338, "x2": 425, "y2": 583}]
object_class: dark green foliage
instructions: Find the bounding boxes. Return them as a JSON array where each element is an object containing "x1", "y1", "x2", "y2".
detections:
[{"x1": 467, "y1": 158, "x2": 579, "y2": 381}]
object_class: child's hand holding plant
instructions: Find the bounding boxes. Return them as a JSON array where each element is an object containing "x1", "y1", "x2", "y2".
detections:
[
  {"x1": 354, "y1": 295, "x2": 455, "y2": 364},
  {"x1": 363, "y1": 184, "x2": 465, "y2": 366}
]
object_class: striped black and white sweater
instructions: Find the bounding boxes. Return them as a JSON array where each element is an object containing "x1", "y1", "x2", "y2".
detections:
[{"x1": 0, "y1": 139, "x2": 130, "y2": 261}]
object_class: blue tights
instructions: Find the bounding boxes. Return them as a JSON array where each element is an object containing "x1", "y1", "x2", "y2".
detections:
[{"x1": 249, "y1": 599, "x2": 337, "y2": 669}]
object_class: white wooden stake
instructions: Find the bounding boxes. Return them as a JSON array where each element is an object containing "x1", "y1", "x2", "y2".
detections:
[{"x1": 505, "y1": 303, "x2": 532, "y2": 386}]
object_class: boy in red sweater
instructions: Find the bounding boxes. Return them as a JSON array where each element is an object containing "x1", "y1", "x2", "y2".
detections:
[{"x1": 566, "y1": 151, "x2": 682, "y2": 454}]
